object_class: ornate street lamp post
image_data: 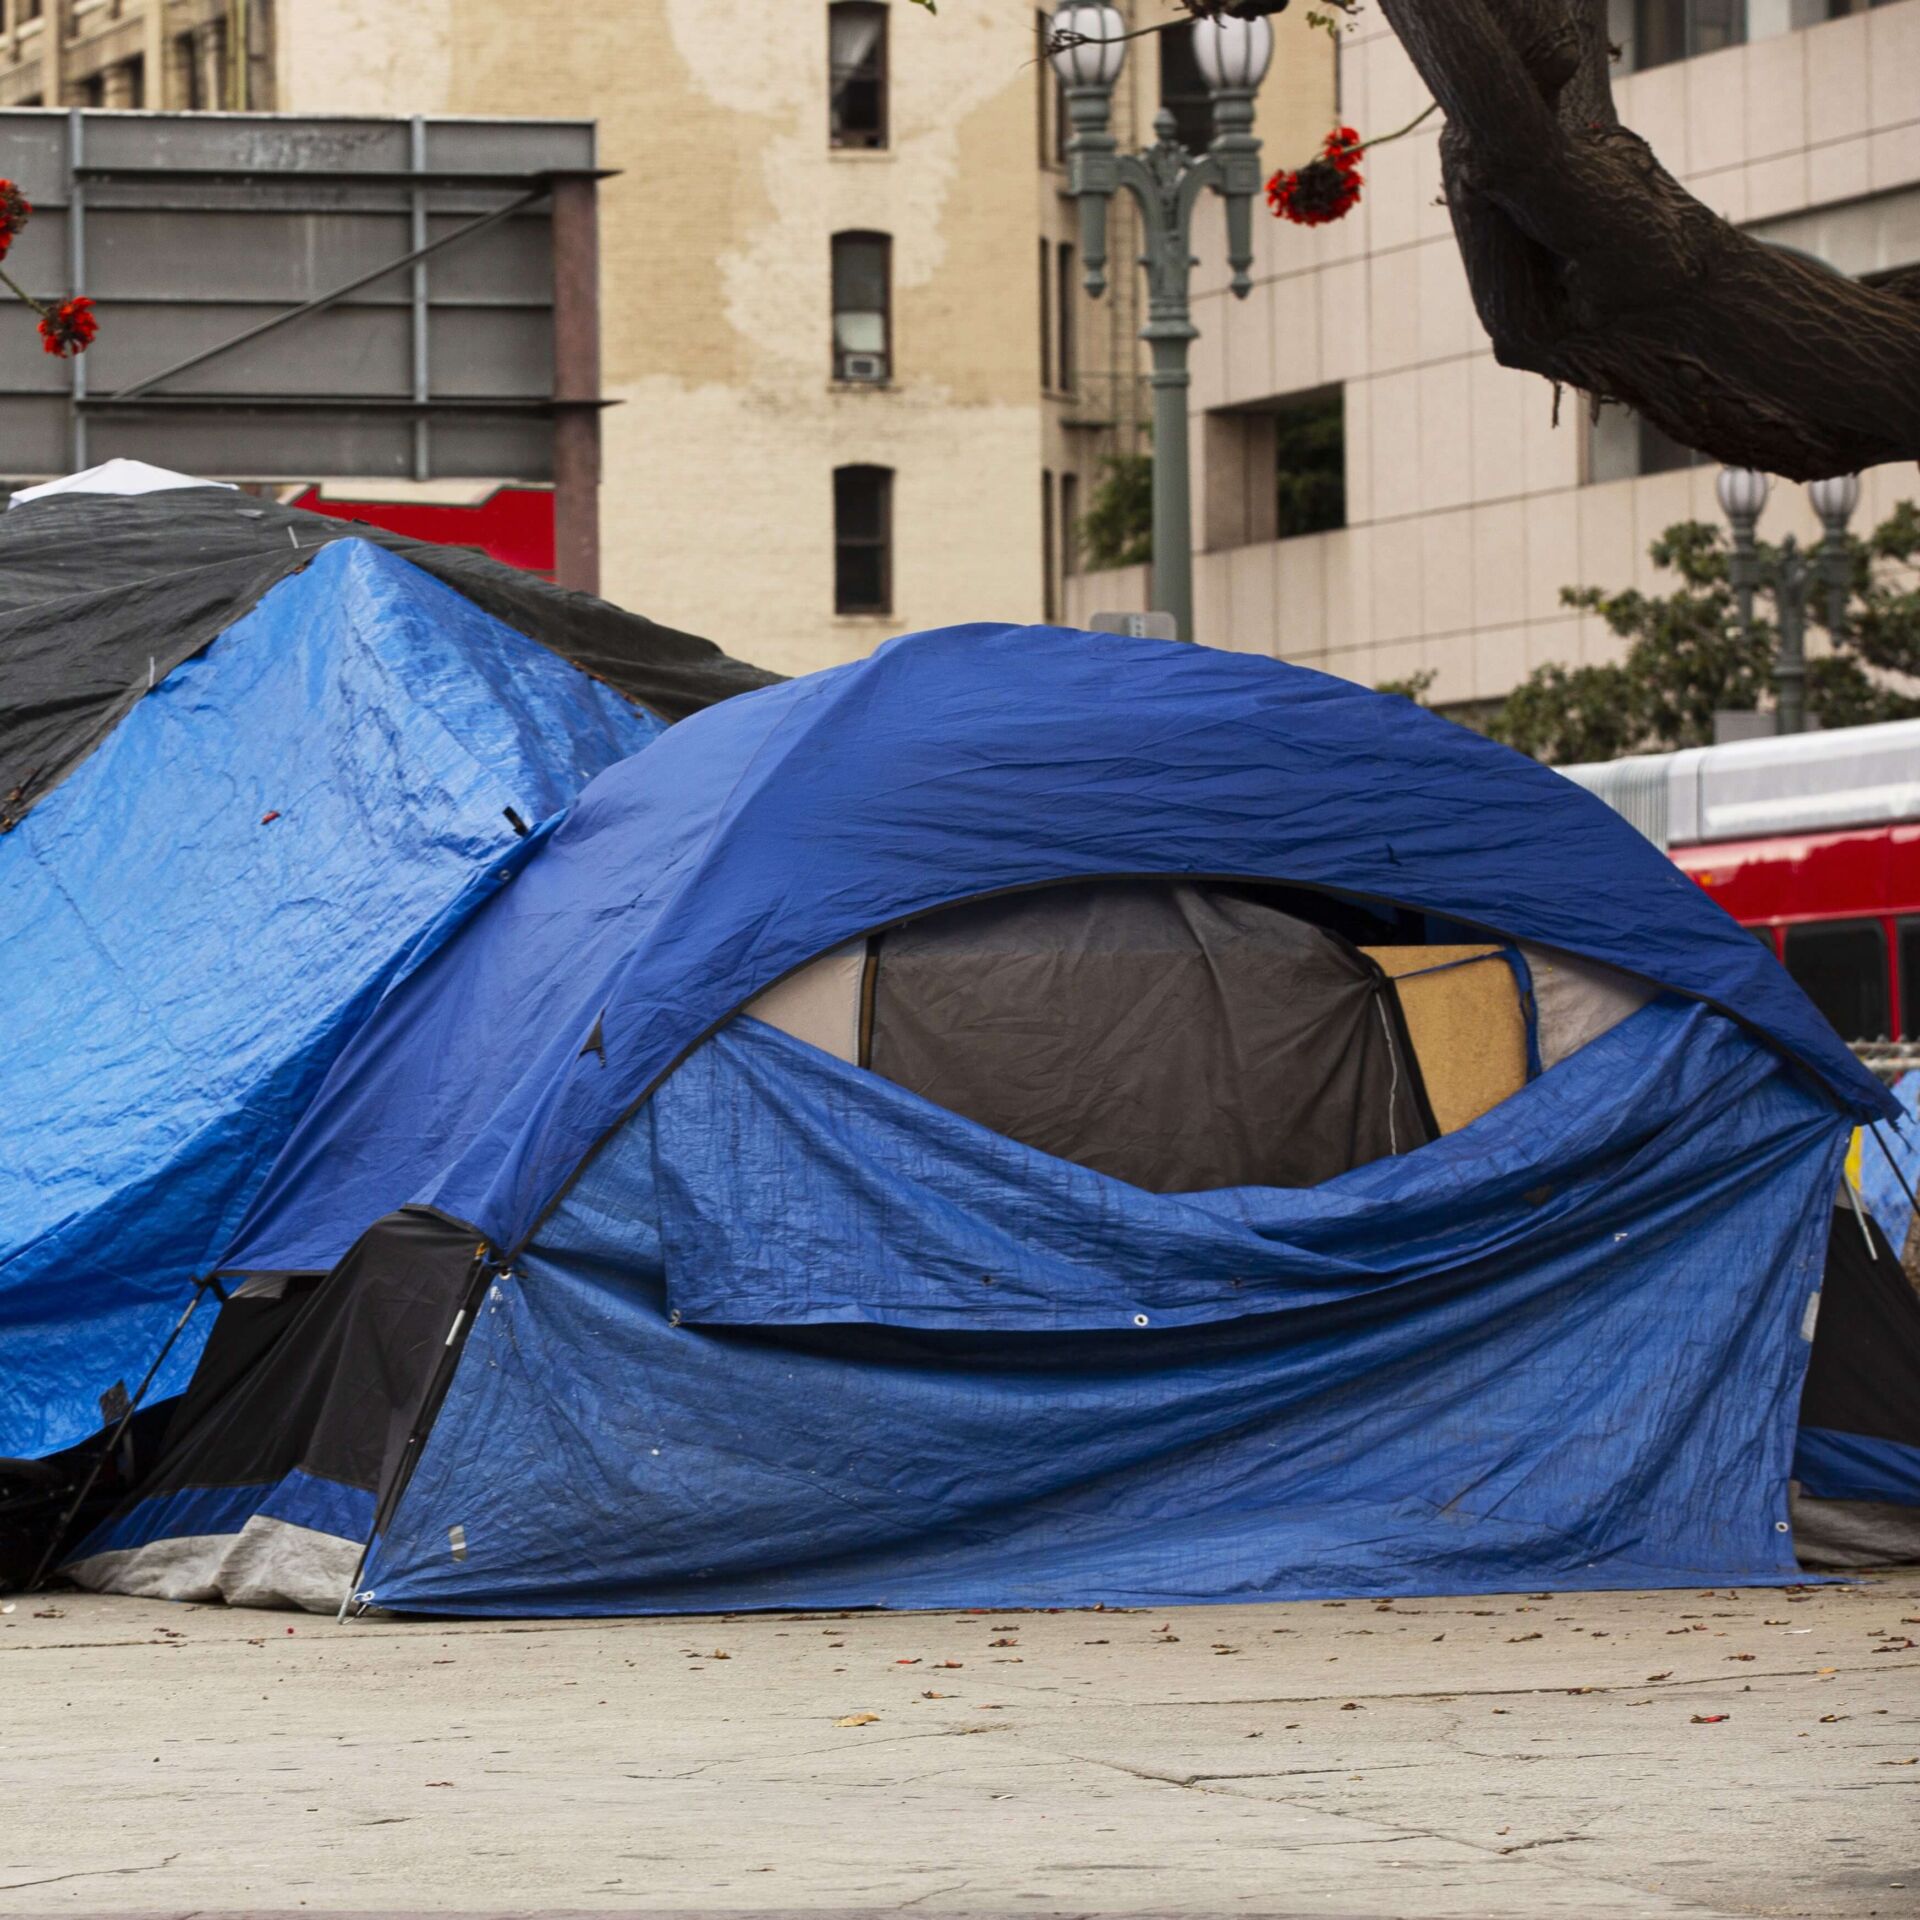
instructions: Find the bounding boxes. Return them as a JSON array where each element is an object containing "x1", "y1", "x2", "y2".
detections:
[
  {"x1": 1774, "y1": 532, "x2": 1809, "y2": 737},
  {"x1": 1808, "y1": 471, "x2": 1862, "y2": 653},
  {"x1": 1050, "y1": 4, "x2": 1273, "y2": 642},
  {"x1": 1717, "y1": 465, "x2": 1862, "y2": 736},
  {"x1": 1716, "y1": 464, "x2": 1775, "y2": 720}
]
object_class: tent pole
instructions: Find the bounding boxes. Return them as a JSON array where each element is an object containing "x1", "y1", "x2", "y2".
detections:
[
  {"x1": 1868, "y1": 1121, "x2": 1920, "y2": 1222},
  {"x1": 336, "y1": 1536, "x2": 373, "y2": 1624},
  {"x1": 1843, "y1": 1172, "x2": 1877, "y2": 1258},
  {"x1": 25, "y1": 1279, "x2": 215, "y2": 1593}
]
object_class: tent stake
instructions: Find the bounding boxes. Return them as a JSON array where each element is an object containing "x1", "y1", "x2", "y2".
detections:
[{"x1": 25, "y1": 1280, "x2": 213, "y2": 1594}]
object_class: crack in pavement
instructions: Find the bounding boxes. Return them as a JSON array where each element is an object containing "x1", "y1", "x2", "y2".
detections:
[
  {"x1": 1049, "y1": 1744, "x2": 1746, "y2": 1918},
  {"x1": 0, "y1": 1853, "x2": 179, "y2": 1892},
  {"x1": 1059, "y1": 1756, "x2": 1440, "y2": 1790},
  {"x1": 1115, "y1": 1658, "x2": 1920, "y2": 1709}
]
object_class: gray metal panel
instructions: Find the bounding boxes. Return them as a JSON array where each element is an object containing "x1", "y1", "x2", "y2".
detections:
[
  {"x1": 83, "y1": 408, "x2": 420, "y2": 479},
  {"x1": 84, "y1": 207, "x2": 417, "y2": 300},
  {"x1": 81, "y1": 114, "x2": 417, "y2": 175},
  {"x1": 430, "y1": 412, "x2": 554, "y2": 479},
  {"x1": 0, "y1": 120, "x2": 71, "y2": 203},
  {"x1": 0, "y1": 108, "x2": 594, "y2": 484},
  {"x1": 88, "y1": 303, "x2": 416, "y2": 393},
  {"x1": 428, "y1": 307, "x2": 553, "y2": 397},
  {"x1": 422, "y1": 211, "x2": 556, "y2": 300},
  {"x1": 1555, "y1": 754, "x2": 1674, "y2": 850},
  {"x1": 423, "y1": 118, "x2": 596, "y2": 174},
  {"x1": 0, "y1": 394, "x2": 74, "y2": 471}
]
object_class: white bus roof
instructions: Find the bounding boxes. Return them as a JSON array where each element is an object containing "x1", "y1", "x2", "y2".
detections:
[{"x1": 1558, "y1": 718, "x2": 1920, "y2": 850}]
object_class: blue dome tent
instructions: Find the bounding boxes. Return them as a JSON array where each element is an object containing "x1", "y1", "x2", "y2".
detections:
[{"x1": 46, "y1": 623, "x2": 1913, "y2": 1614}]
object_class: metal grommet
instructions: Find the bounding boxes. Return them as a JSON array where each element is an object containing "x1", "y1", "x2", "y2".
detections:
[
  {"x1": 1775, "y1": 1520, "x2": 1791, "y2": 1533},
  {"x1": 1132, "y1": 1313, "x2": 1150, "y2": 1328}
]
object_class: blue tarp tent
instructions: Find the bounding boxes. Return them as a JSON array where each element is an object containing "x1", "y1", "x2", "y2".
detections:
[
  {"x1": 0, "y1": 537, "x2": 660, "y2": 1459},
  {"x1": 55, "y1": 624, "x2": 1908, "y2": 1615}
]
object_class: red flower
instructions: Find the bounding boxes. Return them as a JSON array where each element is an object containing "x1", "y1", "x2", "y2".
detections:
[
  {"x1": 0, "y1": 180, "x2": 30, "y2": 263},
  {"x1": 37, "y1": 294, "x2": 96, "y2": 358},
  {"x1": 1266, "y1": 124, "x2": 1365, "y2": 227}
]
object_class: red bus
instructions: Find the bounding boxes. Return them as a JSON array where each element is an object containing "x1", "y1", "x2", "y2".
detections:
[{"x1": 1561, "y1": 721, "x2": 1920, "y2": 1045}]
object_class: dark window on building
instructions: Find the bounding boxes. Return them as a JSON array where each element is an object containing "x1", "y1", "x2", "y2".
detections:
[
  {"x1": 1056, "y1": 242, "x2": 1076, "y2": 393},
  {"x1": 1636, "y1": 416, "x2": 1709, "y2": 475},
  {"x1": 1061, "y1": 470, "x2": 1080, "y2": 577},
  {"x1": 1784, "y1": 918, "x2": 1889, "y2": 1043},
  {"x1": 831, "y1": 230, "x2": 890, "y2": 382},
  {"x1": 1587, "y1": 403, "x2": 1710, "y2": 483},
  {"x1": 1900, "y1": 918, "x2": 1920, "y2": 1039},
  {"x1": 1623, "y1": 0, "x2": 1746, "y2": 71},
  {"x1": 1203, "y1": 386, "x2": 1348, "y2": 551},
  {"x1": 1042, "y1": 469, "x2": 1057, "y2": 622},
  {"x1": 177, "y1": 22, "x2": 227, "y2": 111},
  {"x1": 829, "y1": 2, "x2": 888, "y2": 150},
  {"x1": 835, "y1": 465, "x2": 893, "y2": 615},
  {"x1": 1276, "y1": 387, "x2": 1347, "y2": 539},
  {"x1": 1038, "y1": 236, "x2": 1052, "y2": 389},
  {"x1": 1159, "y1": 22, "x2": 1214, "y2": 157}
]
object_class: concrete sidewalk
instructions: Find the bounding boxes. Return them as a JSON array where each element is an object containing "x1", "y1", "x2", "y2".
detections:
[{"x1": 3, "y1": 1572, "x2": 1917, "y2": 1917}]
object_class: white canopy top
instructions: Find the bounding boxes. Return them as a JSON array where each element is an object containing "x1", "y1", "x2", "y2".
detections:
[{"x1": 8, "y1": 459, "x2": 235, "y2": 508}]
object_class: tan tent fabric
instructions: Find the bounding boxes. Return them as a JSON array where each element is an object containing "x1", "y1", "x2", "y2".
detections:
[
  {"x1": 1518, "y1": 943, "x2": 1654, "y2": 1070},
  {"x1": 740, "y1": 940, "x2": 866, "y2": 1064},
  {"x1": 1362, "y1": 946, "x2": 1528, "y2": 1135}
]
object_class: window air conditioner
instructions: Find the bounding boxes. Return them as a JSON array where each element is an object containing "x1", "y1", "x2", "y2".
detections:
[{"x1": 841, "y1": 352, "x2": 887, "y2": 383}]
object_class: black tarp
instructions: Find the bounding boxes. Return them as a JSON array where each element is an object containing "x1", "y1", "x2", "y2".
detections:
[
  {"x1": 55, "y1": 1208, "x2": 486, "y2": 1593},
  {"x1": 1793, "y1": 1203, "x2": 1920, "y2": 1567},
  {"x1": 866, "y1": 881, "x2": 1435, "y2": 1193},
  {"x1": 153, "y1": 1210, "x2": 481, "y2": 1521},
  {"x1": 1801, "y1": 1203, "x2": 1920, "y2": 1460},
  {"x1": 0, "y1": 487, "x2": 780, "y2": 828}
]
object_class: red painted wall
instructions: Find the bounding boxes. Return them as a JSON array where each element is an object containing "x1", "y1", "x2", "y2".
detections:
[{"x1": 288, "y1": 485, "x2": 556, "y2": 576}]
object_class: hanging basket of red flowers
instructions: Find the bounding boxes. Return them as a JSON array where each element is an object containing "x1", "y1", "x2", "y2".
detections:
[
  {"x1": 0, "y1": 176, "x2": 101, "y2": 358},
  {"x1": 0, "y1": 181, "x2": 31, "y2": 263},
  {"x1": 1267, "y1": 124, "x2": 1364, "y2": 227},
  {"x1": 37, "y1": 295, "x2": 98, "y2": 358}
]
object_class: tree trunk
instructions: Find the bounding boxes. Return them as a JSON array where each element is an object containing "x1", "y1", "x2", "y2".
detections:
[{"x1": 1374, "y1": 0, "x2": 1920, "y2": 479}]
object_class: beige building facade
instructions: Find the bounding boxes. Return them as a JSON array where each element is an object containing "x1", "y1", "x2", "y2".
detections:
[
  {"x1": 258, "y1": 0, "x2": 1315, "y2": 676},
  {"x1": 1068, "y1": 0, "x2": 1920, "y2": 715}
]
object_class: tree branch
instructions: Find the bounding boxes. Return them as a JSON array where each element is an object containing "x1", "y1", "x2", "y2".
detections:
[{"x1": 1377, "y1": 0, "x2": 1920, "y2": 478}]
